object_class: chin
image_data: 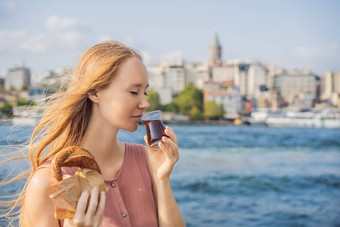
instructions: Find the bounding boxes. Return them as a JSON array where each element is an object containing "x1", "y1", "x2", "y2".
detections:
[{"x1": 124, "y1": 123, "x2": 139, "y2": 132}]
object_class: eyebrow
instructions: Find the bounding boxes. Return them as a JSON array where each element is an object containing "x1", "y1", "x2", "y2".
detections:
[{"x1": 130, "y1": 83, "x2": 149, "y2": 88}]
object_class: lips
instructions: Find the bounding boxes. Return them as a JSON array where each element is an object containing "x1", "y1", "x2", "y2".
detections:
[{"x1": 131, "y1": 115, "x2": 143, "y2": 120}]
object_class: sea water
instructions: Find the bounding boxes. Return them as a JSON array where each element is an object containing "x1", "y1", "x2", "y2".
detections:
[{"x1": 1, "y1": 123, "x2": 340, "y2": 226}]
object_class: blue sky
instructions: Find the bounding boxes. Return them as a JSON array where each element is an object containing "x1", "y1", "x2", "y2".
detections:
[{"x1": 0, "y1": 0, "x2": 339, "y2": 78}]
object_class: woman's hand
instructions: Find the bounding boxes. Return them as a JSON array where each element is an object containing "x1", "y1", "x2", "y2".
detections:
[
  {"x1": 64, "y1": 187, "x2": 106, "y2": 227},
  {"x1": 144, "y1": 126, "x2": 180, "y2": 181}
]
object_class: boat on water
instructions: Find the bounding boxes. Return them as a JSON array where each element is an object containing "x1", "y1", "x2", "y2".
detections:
[{"x1": 250, "y1": 108, "x2": 340, "y2": 128}]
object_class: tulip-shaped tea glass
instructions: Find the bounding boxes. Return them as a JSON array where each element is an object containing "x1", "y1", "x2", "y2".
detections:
[{"x1": 141, "y1": 110, "x2": 167, "y2": 147}]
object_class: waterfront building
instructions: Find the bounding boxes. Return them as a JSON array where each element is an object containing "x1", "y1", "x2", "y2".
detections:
[
  {"x1": 165, "y1": 64, "x2": 186, "y2": 94},
  {"x1": 5, "y1": 67, "x2": 31, "y2": 91},
  {"x1": 234, "y1": 61, "x2": 268, "y2": 99},
  {"x1": 211, "y1": 64, "x2": 236, "y2": 83},
  {"x1": 256, "y1": 88, "x2": 286, "y2": 110},
  {"x1": 321, "y1": 71, "x2": 340, "y2": 107},
  {"x1": 247, "y1": 63, "x2": 268, "y2": 98},
  {"x1": 203, "y1": 81, "x2": 242, "y2": 118},
  {"x1": 211, "y1": 60, "x2": 267, "y2": 99},
  {"x1": 185, "y1": 62, "x2": 210, "y2": 89},
  {"x1": 266, "y1": 65, "x2": 286, "y2": 89},
  {"x1": 273, "y1": 72, "x2": 320, "y2": 108},
  {"x1": 148, "y1": 59, "x2": 186, "y2": 93},
  {"x1": 147, "y1": 59, "x2": 186, "y2": 105},
  {"x1": 148, "y1": 64, "x2": 165, "y2": 91},
  {"x1": 147, "y1": 59, "x2": 208, "y2": 105}
]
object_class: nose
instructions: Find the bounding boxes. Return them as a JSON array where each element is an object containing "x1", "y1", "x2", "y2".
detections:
[{"x1": 139, "y1": 94, "x2": 150, "y2": 109}]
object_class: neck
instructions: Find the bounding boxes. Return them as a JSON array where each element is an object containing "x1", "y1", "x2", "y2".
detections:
[{"x1": 79, "y1": 114, "x2": 122, "y2": 166}]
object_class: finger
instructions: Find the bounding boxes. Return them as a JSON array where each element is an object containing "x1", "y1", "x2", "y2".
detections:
[
  {"x1": 158, "y1": 141, "x2": 175, "y2": 162},
  {"x1": 144, "y1": 135, "x2": 158, "y2": 151},
  {"x1": 96, "y1": 191, "x2": 106, "y2": 214},
  {"x1": 74, "y1": 190, "x2": 89, "y2": 217},
  {"x1": 86, "y1": 187, "x2": 99, "y2": 217},
  {"x1": 144, "y1": 135, "x2": 151, "y2": 148},
  {"x1": 95, "y1": 191, "x2": 106, "y2": 223},
  {"x1": 162, "y1": 136, "x2": 179, "y2": 160},
  {"x1": 164, "y1": 126, "x2": 178, "y2": 145}
]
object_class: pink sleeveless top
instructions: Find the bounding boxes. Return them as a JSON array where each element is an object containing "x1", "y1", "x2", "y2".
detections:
[{"x1": 38, "y1": 143, "x2": 158, "y2": 227}]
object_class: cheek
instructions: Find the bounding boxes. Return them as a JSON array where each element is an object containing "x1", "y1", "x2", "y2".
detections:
[{"x1": 101, "y1": 98, "x2": 128, "y2": 121}]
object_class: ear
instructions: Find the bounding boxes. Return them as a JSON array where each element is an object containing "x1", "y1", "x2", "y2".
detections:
[{"x1": 88, "y1": 89, "x2": 99, "y2": 103}]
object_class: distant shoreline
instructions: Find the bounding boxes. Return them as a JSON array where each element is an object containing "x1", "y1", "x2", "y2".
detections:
[
  {"x1": 0, "y1": 118, "x2": 245, "y2": 126},
  {"x1": 144, "y1": 119, "x2": 245, "y2": 126}
]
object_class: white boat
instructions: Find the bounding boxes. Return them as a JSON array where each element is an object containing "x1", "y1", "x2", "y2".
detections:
[{"x1": 250, "y1": 108, "x2": 340, "y2": 128}]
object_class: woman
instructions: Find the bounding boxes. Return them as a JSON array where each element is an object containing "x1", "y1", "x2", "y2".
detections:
[{"x1": 2, "y1": 41, "x2": 185, "y2": 226}]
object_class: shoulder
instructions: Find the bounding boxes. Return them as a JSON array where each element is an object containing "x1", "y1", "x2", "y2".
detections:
[
  {"x1": 31, "y1": 166, "x2": 51, "y2": 185},
  {"x1": 125, "y1": 143, "x2": 149, "y2": 164},
  {"x1": 126, "y1": 143, "x2": 146, "y2": 154},
  {"x1": 125, "y1": 143, "x2": 153, "y2": 174},
  {"x1": 22, "y1": 166, "x2": 59, "y2": 226},
  {"x1": 26, "y1": 167, "x2": 51, "y2": 198},
  {"x1": 26, "y1": 163, "x2": 53, "y2": 196}
]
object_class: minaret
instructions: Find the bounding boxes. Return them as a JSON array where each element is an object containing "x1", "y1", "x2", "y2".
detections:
[{"x1": 209, "y1": 33, "x2": 222, "y2": 66}]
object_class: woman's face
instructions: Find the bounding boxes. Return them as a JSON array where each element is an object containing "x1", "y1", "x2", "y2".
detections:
[{"x1": 93, "y1": 57, "x2": 150, "y2": 132}]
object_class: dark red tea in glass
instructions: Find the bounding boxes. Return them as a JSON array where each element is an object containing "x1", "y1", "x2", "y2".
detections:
[{"x1": 141, "y1": 110, "x2": 166, "y2": 147}]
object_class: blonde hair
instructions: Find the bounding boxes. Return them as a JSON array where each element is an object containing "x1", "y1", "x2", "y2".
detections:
[{"x1": 0, "y1": 41, "x2": 142, "y2": 225}]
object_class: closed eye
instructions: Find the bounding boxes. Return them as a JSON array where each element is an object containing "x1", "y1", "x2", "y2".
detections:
[{"x1": 130, "y1": 91, "x2": 138, "y2": 95}]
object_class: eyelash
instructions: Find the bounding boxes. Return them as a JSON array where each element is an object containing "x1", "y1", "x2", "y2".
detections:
[{"x1": 130, "y1": 91, "x2": 148, "y2": 96}]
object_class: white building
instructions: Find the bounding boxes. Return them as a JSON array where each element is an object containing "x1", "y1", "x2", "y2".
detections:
[
  {"x1": 211, "y1": 64, "x2": 236, "y2": 83},
  {"x1": 147, "y1": 59, "x2": 208, "y2": 105},
  {"x1": 185, "y1": 62, "x2": 210, "y2": 89},
  {"x1": 266, "y1": 65, "x2": 286, "y2": 89},
  {"x1": 321, "y1": 71, "x2": 340, "y2": 106},
  {"x1": 204, "y1": 81, "x2": 242, "y2": 117},
  {"x1": 148, "y1": 64, "x2": 165, "y2": 91},
  {"x1": 248, "y1": 63, "x2": 268, "y2": 98},
  {"x1": 211, "y1": 60, "x2": 267, "y2": 99},
  {"x1": 165, "y1": 65, "x2": 186, "y2": 94},
  {"x1": 273, "y1": 72, "x2": 320, "y2": 108},
  {"x1": 5, "y1": 67, "x2": 31, "y2": 90}
]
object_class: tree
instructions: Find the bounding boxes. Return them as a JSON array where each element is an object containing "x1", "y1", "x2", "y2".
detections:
[
  {"x1": 189, "y1": 106, "x2": 204, "y2": 121},
  {"x1": 21, "y1": 84, "x2": 29, "y2": 91},
  {"x1": 16, "y1": 99, "x2": 35, "y2": 106},
  {"x1": 165, "y1": 102, "x2": 179, "y2": 113},
  {"x1": 173, "y1": 82, "x2": 204, "y2": 119},
  {"x1": 0, "y1": 102, "x2": 13, "y2": 117},
  {"x1": 146, "y1": 90, "x2": 162, "y2": 111},
  {"x1": 204, "y1": 100, "x2": 224, "y2": 120}
]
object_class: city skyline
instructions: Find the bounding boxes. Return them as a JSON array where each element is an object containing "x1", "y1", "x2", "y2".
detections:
[{"x1": 0, "y1": 0, "x2": 340, "y2": 77}]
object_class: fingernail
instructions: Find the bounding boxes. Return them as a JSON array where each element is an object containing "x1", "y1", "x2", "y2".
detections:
[{"x1": 93, "y1": 187, "x2": 98, "y2": 191}]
